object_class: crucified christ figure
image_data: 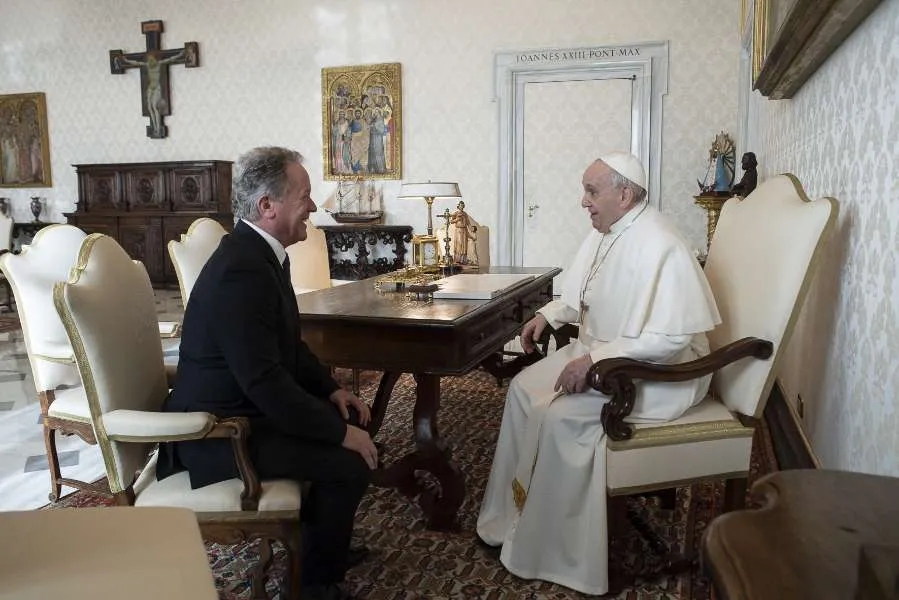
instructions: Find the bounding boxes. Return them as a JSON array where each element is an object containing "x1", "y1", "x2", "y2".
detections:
[{"x1": 115, "y1": 50, "x2": 185, "y2": 138}]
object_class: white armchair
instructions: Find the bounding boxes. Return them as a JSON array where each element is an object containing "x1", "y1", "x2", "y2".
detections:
[
  {"x1": 0, "y1": 212, "x2": 13, "y2": 311},
  {"x1": 54, "y1": 233, "x2": 302, "y2": 598},
  {"x1": 285, "y1": 222, "x2": 333, "y2": 294},
  {"x1": 167, "y1": 217, "x2": 227, "y2": 305},
  {"x1": 587, "y1": 175, "x2": 837, "y2": 575},
  {"x1": 0, "y1": 224, "x2": 97, "y2": 502}
]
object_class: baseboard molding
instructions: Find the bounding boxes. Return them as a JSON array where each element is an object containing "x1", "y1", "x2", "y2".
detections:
[{"x1": 764, "y1": 380, "x2": 819, "y2": 470}]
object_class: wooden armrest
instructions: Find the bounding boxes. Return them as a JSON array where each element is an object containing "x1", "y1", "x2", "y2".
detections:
[
  {"x1": 204, "y1": 417, "x2": 261, "y2": 511},
  {"x1": 587, "y1": 337, "x2": 773, "y2": 442}
]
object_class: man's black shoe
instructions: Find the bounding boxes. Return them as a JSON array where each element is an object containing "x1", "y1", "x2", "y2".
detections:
[{"x1": 347, "y1": 545, "x2": 370, "y2": 569}]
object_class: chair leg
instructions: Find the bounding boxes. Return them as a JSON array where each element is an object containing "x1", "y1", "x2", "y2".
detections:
[
  {"x1": 606, "y1": 495, "x2": 632, "y2": 594},
  {"x1": 724, "y1": 477, "x2": 748, "y2": 512},
  {"x1": 284, "y1": 522, "x2": 303, "y2": 600},
  {"x1": 43, "y1": 425, "x2": 62, "y2": 503}
]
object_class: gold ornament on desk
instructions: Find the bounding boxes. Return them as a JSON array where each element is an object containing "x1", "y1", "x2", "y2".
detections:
[{"x1": 437, "y1": 201, "x2": 480, "y2": 273}]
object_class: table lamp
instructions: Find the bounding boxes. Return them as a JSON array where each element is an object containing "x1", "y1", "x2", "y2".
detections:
[{"x1": 397, "y1": 182, "x2": 461, "y2": 236}]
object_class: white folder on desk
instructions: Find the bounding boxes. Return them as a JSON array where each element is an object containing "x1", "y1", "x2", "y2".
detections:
[{"x1": 431, "y1": 273, "x2": 535, "y2": 299}]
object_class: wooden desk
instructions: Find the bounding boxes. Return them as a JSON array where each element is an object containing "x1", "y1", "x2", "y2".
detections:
[
  {"x1": 703, "y1": 469, "x2": 899, "y2": 600},
  {"x1": 0, "y1": 507, "x2": 217, "y2": 600},
  {"x1": 297, "y1": 266, "x2": 560, "y2": 530}
]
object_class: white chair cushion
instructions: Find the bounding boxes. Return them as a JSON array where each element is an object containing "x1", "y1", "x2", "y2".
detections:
[
  {"x1": 46, "y1": 386, "x2": 91, "y2": 422},
  {"x1": 607, "y1": 397, "x2": 754, "y2": 493},
  {"x1": 102, "y1": 410, "x2": 215, "y2": 440},
  {"x1": 134, "y1": 453, "x2": 302, "y2": 513}
]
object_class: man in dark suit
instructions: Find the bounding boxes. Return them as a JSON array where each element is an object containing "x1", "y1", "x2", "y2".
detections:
[{"x1": 160, "y1": 146, "x2": 377, "y2": 600}]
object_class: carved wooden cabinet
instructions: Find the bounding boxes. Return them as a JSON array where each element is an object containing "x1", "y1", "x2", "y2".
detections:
[{"x1": 65, "y1": 160, "x2": 233, "y2": 287}]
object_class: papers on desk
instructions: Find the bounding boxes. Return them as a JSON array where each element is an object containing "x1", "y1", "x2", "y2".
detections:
[{"x1": 431, "y1": 273, "x2": 535, "y2": 299}]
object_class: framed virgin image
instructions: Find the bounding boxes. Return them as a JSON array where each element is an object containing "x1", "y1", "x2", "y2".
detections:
[
  {"x1": 0, "y1": 92, "x2": 52, "y2": 187},
  {"x1": 322, "y1": 62, "x2": 402, "y2": 181}
]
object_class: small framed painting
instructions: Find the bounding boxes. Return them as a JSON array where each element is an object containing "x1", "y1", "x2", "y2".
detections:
[{"x1": 0, "y1": 92, "x2": 52, "y2": 187}]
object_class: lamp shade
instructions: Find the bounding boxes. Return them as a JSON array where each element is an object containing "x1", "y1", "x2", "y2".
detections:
[{"x1": 397, "y1": 182, "x2": 461, "y2": 199}]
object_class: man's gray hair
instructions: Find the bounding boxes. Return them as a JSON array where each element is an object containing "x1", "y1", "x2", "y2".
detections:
[
  {"x1": 232, "y1": 147, "x2": 304, "y2": 221},
  {"x1": 607, "y1": 168, "x2": 647, "y2": 203}
]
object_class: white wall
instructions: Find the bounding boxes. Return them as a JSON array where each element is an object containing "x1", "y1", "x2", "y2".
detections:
[
  {"x1": 750, "y1": 0, "x2": 899, "y2": 475},
  {"x1": 0, "y1": 0, "x2": 739, "y2": 253}
]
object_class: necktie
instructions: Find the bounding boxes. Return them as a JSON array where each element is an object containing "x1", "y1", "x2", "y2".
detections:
[{"x1": 282, "y1": 255, "x2": 291, "y2": 281}]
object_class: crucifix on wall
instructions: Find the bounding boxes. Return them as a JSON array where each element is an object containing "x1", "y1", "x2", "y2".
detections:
[{"x1": 109, "y1": 20, "x2": 199, "y2": 139}]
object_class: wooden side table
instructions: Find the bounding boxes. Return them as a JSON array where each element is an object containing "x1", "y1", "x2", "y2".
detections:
[
  {"x1": 12, "y1": 220, "x2": 52, "y2": 253},
  {"x1": 319, "y1": 224, "x2": 413, "y2": 280},
  {"x1": 703, "y1": 469, "x2": 899, "y2": 600}
]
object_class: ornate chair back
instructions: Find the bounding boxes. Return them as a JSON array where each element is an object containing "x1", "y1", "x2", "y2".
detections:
[
  {"x1": 167, "y1": 218, "x2": 227, "y2": 305},
  {"x1": 0, "y1": 224, "x2": 87, "y2": 392},
  {"x1": 704, "y1": 175, "x2": 836, "y2": 419},
  {"x1": 0, "y1": 213, "x2": 12, "y2": 252},
  {"x1": 53, "y1": 234, "x2": 168, "y2": 493},
  {"x1": 285, "y1": 222, "x2": 332, "y2": 293}
]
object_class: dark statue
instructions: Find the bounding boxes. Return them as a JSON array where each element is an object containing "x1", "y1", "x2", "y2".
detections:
[{"x1": 731, "y1": 152, "x2": 758, "y2": 197}]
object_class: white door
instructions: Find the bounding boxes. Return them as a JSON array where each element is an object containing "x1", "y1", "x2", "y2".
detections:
[{"x1": 521, "y1": 78, "x2": 633, "y2": 287}]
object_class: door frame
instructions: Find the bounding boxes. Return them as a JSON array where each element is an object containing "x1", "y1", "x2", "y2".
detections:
[{"x1": 494, "y1": 41, "x2": 669, "y2": 266}]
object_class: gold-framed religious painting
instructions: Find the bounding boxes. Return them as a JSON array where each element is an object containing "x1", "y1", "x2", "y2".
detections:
[
  {"x1": 322, "y1": 62, "x2": 402, "y2": 181},
  {"x1": 752, "y1": 0, "x2": 884, "y2": 99},
  {"x1": 0, "y1": 92, "x2": 52, "y2": 187}
]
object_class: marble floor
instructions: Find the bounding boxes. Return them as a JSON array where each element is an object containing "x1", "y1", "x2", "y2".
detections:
[{"x1": 0, "y1": 289, "x2": 184, "y2": 511}]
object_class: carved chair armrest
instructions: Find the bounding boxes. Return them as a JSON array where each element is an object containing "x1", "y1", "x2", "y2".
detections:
[
  {"x1": 204, "y1": 417, "x2": 261, "y2": 511},
  {"x1": 587, "y1": 337, "x2": 773, "y2": 442}
]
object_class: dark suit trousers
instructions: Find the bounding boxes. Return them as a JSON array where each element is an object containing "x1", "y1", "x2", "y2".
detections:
[{"x1": 248, "y1": 410, "x2": 370, "y2": 585}]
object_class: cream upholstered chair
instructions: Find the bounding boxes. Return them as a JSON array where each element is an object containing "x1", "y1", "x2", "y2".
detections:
[
  {"x1": 285, "y1": 221, "x2": 332, "y2": 294},
  {"x1": 53, "y1": 234, "x2": 302, "y2": 598},
  {"x1": 438, "y1": 224, "x2": 491, "y2": 268},
  {"x1": 0, "y1": 212, "x2": 13, "y2": 310},
  {"x1": 0, "y1": 224, "x2": 98, "y2": 501},
  {"x1": 585, "y1": 175, "x2": 836, "y2": 569},
  {"x1": 167, "y1": 217, "x2": 227, "y2": 305}
]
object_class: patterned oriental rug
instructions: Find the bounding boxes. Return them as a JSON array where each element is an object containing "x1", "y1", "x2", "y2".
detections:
[{"x1": 47, "y1": 367, "x2": 778, "y2": 599}]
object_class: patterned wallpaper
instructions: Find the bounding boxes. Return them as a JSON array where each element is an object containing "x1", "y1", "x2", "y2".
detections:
[
  {"x1": 751, "y1": 0, "x2": 898, "y2": 475},
  {"x1": 0, "y1": 0, "x2": 739, "y2": 256}
]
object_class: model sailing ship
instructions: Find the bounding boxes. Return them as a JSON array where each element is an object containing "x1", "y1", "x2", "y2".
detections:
[{"x1": 322, "y1": 179, "x2": 384, "y2": 223}]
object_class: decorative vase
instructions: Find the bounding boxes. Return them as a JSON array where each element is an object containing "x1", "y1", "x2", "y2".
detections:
[{"x1": 30, "y1": 197, "x2": 42, "y2": 223}]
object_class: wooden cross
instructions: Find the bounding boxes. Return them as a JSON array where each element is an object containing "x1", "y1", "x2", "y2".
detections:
[{"x1": 109, "y1": 20, "x2": 199, "y2": 139}]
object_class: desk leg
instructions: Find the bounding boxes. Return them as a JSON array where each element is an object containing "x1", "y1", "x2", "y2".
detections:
[
  {"x1": 368, "y1": 370, "x2": 401, "y2": 438},
  {"x1": 372, "y1": 372, "x2": 466, "y2": 531}
]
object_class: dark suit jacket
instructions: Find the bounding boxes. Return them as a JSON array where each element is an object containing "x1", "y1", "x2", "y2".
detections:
[{"x1": 158, "y1": 220, "x2": 346, "y2": 488}]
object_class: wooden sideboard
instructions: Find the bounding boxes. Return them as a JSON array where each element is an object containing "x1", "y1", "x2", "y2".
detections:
[{"x1": 65, "y1": 160, "x2": 233, "y2": 287}]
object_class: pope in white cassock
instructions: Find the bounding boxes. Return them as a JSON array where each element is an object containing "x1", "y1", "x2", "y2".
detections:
[{"x1": 476, "y1": 152, "x2": 721, "y2": 595}]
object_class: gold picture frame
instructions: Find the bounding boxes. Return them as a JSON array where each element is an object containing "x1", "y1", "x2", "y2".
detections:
[
  {"x1": 0, "y1": 92, "x2": 52, "y2": 187},
  {"x1": 321, "y1": 62, "x2": 402, "y2": 181},
  {"x1": 753, "y1": 0, "x2": 885, "y2": 98}
]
